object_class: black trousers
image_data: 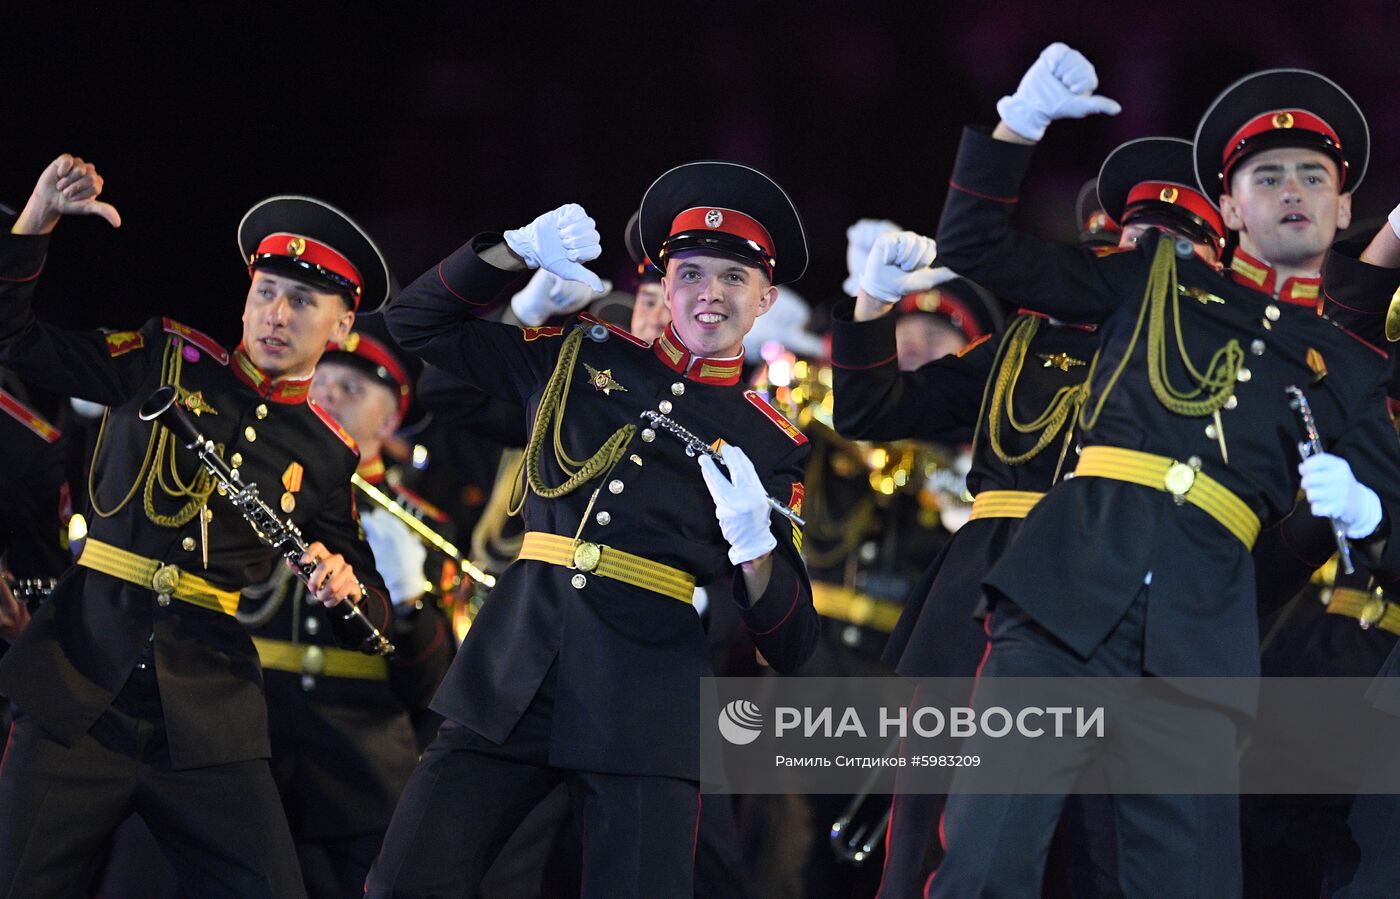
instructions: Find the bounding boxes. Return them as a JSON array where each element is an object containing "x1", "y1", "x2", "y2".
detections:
[
  {"x1": 927, "y1": 592, "x2": 1243, "y2": 899},
  {"x1": 0, "y1": 667, "x2": 303, "y2": 898},
  {"x1": 366, "y1": 665, "x2": 701, "y2": 898}
]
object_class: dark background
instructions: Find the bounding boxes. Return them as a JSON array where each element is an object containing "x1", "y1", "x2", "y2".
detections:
[{"x1": 5, "y1": 2, "x2": 1397, "y2": 341}]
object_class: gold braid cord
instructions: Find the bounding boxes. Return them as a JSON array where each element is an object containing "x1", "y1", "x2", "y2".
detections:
[
  {"x1": 978, "y1": 315, "x2": 1089, "y2": 467},
  {"x1": 1080, "y1": 238, "x2": 1242, "y2": 431},
  {"x1": 522, "y1": 328, "x2": 636, "y2": 502}
]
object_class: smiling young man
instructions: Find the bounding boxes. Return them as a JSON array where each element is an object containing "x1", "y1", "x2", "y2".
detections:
[
  {"x1": 0, "y1": 156, "x2": 395, "y2": 897},
  {"x1": 922, "y1": 48, "x2": 1400, "y2": 897},
  {"x1": 365, "y1": 161, "x2": 818, "y2": 898}
]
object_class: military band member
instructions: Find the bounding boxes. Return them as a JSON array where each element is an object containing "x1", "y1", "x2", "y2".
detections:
[
  {"x1": 834, "y1": 135, "x2": 1227, "y2": 898},
  {"x1": 625, "y1": 208, "x2": 671, "y2": 343},
  {"x1": 366, "y1": 161, "x2": 818, "y2": 897},
  {"x1": 0, "y1": 155, "x2": 394, "y2": 896},
  {"x1": 926, "y1": 46, "x2": 1400, "y2": 896}
]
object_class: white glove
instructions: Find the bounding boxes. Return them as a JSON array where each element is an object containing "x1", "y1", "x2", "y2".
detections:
[
  {"x1": 1299, "y1": 453, "x2": 1383, "y2": 539},
  {"x1": 504, "y1": 203, "x2": 605, "y2": 292},
  {"x1": 1387, "y1": 201, "x2": 1400, "y2": 242},
  {"x1": 858, "y1": 230, "x2": 957, "y2": 303},
  {"x1": 996, "y1": 42, "x2": 1121, "y2": 142},
  {"x1": 698, "y1": 445, "x2": 778, "y2": 565},
  {"x1": 509, "y1": 269, "x2": 613, "y2": 327},
  {"x1": 358, "y1": 507, "x2": 429, "y2": 606},
  {"x1": 844, "y1": 219, "x2": 902, "y2": 297}
]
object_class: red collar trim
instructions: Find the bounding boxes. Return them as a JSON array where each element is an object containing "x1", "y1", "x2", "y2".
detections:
[
  {"x1": 356, "y1": 455, "x2": 387, "y2": 484},
  {"x1": 1228, "y1": 249, "x2": 1322, "y2": 310},
  {"x1": 0, "y1": 389, "x2": 60, "y2": 443},
  {"x1": 1014, "y1": 309, "x2": 1098, "y2": 333},
  {"x1": 651, "y1": 323, "x2": 745, "y2": 386},
  {"x1": 231, "y1": 345, "x2": 314, "y2": 404}
]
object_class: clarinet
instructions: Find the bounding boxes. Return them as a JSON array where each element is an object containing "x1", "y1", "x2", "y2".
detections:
[
  {"x1": 639, "y1": 410, "x2": 805, "y2": 527},
  {"x1": 1286, "y1": 385, "x2": 1355, "y2": 576},
  {"x1": 139, "y1": 386, "x2": 395, "y2": 656}
]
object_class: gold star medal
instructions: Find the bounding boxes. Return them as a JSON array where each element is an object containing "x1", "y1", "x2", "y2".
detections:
[
  {"x1": 1037, "y1": 352, "x2": 1085, "y2": 372},
  {"x1": 179, "y1": 389, "x2": 218, "y2": 417},
  {"x1": 584, "y1": 363, "x2": 627, "y2": 396}
]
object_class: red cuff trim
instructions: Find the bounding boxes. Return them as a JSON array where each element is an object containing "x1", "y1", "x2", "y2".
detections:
[
  {"x1": 743, "y1": 578, "x2": 804, "y2": 636},
  {"x1": 1321, "y1": 287, "x2": 1374, "y2": 314},
  {"x1": 397, "y1": 617, "x2": 447, "y2": 667},
  {"x1": 0, "y1": 266, "x2": 43, "y2": 283},
  {"x1": 948, "y1": 180, "x2": 1018, "y2": 204},
  {"x1": 831, "y1": 351, "x2": 899, "y2": 371},
  {"x1": 437, "y1": 263, "x2": 490, "y2": 306}
]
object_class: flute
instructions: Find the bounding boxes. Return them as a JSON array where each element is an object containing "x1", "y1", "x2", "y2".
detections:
[
  {"x1": 639, "y1": 410, "x2": 805, "y2": 527},
  {"x1": 1286, "y1": 385, "x2": 1355, "y2": 576},
  {"x1": 139, "y1": 386, "x2": 396, "y2": 656}
]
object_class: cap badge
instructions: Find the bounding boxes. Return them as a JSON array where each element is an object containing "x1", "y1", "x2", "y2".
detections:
[
  {"x1": 343, "y1": 332, "x2": 361, "y2": 352},
  {"x1": 1274, "y1": 111, "x2": 1295, "y2": 129},
  {"x1": 286, "y1": 236, "x2": 307, "y2": 257},
  {"x1": 1159, "y1": 186, "x2": 1179, "y2": 203},
  {"x1": 705, "y1": 209, "x2": 724, "y2": 228}
]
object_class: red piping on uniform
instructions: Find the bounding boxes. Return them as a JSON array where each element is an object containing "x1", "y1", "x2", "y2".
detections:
[
  {"x1": 1321, "y1": 287, "x2": 1371, "y2": 314},
  {"x1": 437, "y1": 264, "x2": 489, "y2": 306},
  {"x1": 692, "y1": 794, "x2": 703, "y2": 862},
  {"x1": 0, "y1": 267, "x2": 42, "y2": 282},
  {"x1": 1337, "y1": 325, "x2": 1388, "y2": 359},
  {"x1": 831, "y1": 352, "x2": 899, "y2": 371},
  {"x1": 743, "y1": 580, "x2": 803, "y2": 636},
  {"x1": 397, "y1": 619, "x2": 447, "y2": 667},
  {"x1": 948, "y1": 180, "x2": 1018, "y2": 204}
]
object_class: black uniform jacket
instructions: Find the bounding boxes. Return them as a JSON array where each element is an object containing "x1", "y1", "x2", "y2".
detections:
[
  {"x1": 831, "y1": 300, "x2": 1097, "y2": 676},
  {"x1": 0, "y1": 229, "x2": 391, "y2": 769},
  {"x1": 936, "y1": 127, "x2": 1400, "y2": 710},
  {"x1": 0, "y1": 382, "x2": 70, "y2": 581},
  {"x1": 384, "y1": 235, "x2": 818, "y2": 780}
]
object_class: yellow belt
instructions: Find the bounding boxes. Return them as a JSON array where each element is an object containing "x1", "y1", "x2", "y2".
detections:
[
  {"x1": 1326, "y1": 587, "x2": 1400, "y2": 636},
  {"x1": 251, "y1": 636, "x2": 390, "y2": 680},
  {"x1": 968, "y1": 490, "x2": 1045, "y2": 521},
  {"x1": 519, "y1": 532, "x2": 695, "y2": 605},
  {"x1": 78, "y1": 537, "x2": 240, "y2": 615},
  {"x1": 810, "y1": 582, "x2": 903, "y2": 633},
  {"x1": 1074, "y1": 446, "x2": 1261, "y2": 549}
]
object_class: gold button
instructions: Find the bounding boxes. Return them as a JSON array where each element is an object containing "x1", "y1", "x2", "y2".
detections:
[
  {"x1": 151, "y1": 564, "x2": 179, "y2": 595},
  {"x1": 1265, "y1": 305, "x2": 1281, "y2": 322},
  {"x1": 231, "y1": 452, "x2": 243, "y2": 468},
  {"x1": 302, "y1": 645, "x2": 326, "y2": 675},
  {"x1": 181, "y1": 537, "x2": 196, "y2": 551},
  {"x1": 658, "y1": 400, "x2": 673, "y2": 414},
  {"x1": 1205, "y1": 423, "x2": 1218, "y2": 440},
  {"x1": 1361, "y1": 597, "x2": 1387, "y2": 630},
  {"x1": 571, "y1": 574, "x2": 587, "y2": 589},
  {"x1": 1250, "y1": 339, "x2": 1266, "y2": 356},
  {"x1": 1163, "y1": 462, "x2": 1196, "y2": 497},
  {"x1": 156, "y1": 594, "x2": 171, "y2": 607},
  {"x1": 244, "y1": 426, "x2": 257, "y2": 442},
  {"x1": 671, "y1": 382, "x2": 686, "y2": 396},
  {"x1": 1225, "y1": 395, "x2": 1238, "y2": 410},
  {"x1": 304, "y1": 616, "x2": 321, "y2": 635},
  {"x1": 573, "y1": 542, "x2": 601, "y2": 572},
  {"x1": 608, "y1": 480, "x2": 624, "y2": 494},
  {"x1": 1236, "y1": 367, "x2": 1252, "y2": 383},
  {"x1": 630, "y1": 454, "x2": 643, "y2": 466},
  {"x1": 642, "y1": 428, "x2": 656, "y2": 443},
  {"x1": 255, "y1": 404, "x2": 269, "y2": 419},
  {"x1": 596, "y1": 511, "x2": 611, "y2": 525}
]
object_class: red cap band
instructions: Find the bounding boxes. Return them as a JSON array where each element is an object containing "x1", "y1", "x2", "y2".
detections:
[
  {"x1": 327, "y1": 331, "x2": 411, "y2": 416},
  {"x1": 669, "y1": 207, "x2": 775, "y2": 260},
  {"x1": 1222, "y1": 109, "x2": 1344, "y2": 185},
  {"x1": 1123, "y1": 181, "x2": 1226, "y2": 241},
  {"x1": 252, "y1": 232, "x2": 363, "y2": 293}
]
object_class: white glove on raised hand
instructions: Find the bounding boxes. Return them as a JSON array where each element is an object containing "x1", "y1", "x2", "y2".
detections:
[
  {"x1": 509, "y1": 269, "x2": 614, "y2": 327},
  {"x1": 1299, "y1": 453, "x2": 1383, "y2": 539},
  {"x1": 698, "y1": 445, "x2": 778, "y2": 565},
  {"x1": 504, "y1": 203, "x2": 605, "y2": 292},
  {"x1": 844, "y1": 219, "x2": 902, "y2": 297},
  {"x1": 858, "y1": 230, "x2": 956, "y2": 303},
  {"x1": 358, "y1": 507, "x2": 429, "y2": 606},
  {"x1": 996, "y1": 42, "x2": 1121, "y2": 142}
]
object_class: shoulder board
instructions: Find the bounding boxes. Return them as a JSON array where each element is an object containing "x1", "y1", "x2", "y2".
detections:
[
  {"x1": 0, "y1": 389, "x2": 61, "y2": 443},
  {"x1": 1090, "y1": 245, "x2": 1133, "y2": 258},
  {"x1": 521, "y1": 325, "x2": 566, "y2": 342},
  {"x1": 393, "y1": 484, "x2": 451, "y2": 524},
  {"x1": 307, "y1": 399, "x2": 360, "y2": 456},
  {"x1": 956, "y1": 333, "x2": 993, "y2": 358},
  {"x1": 577, "y1": 312, "x2": 648, "y2": 348},
  {"x1": 743, "y1": 390, "x2": 807, "y2": 446},
  {"x1": 162, "y1": 317, "x2": 229, "y2": 365}
]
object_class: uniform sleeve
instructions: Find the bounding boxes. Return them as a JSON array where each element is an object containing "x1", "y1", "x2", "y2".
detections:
[
  {"x1": 730, "y1": 439, "x2": 818, "y2": 673},
  {"x1": 1320, "y1": 236, "x2": 1396, "y2": 349},
  {"x1": 1329, "y1": 372, "x2": 1400, "y2": 587},
  {"x1": 1251, "y1": 499, "x2": 1340, "y2": 618},
  {"x1": 0, "y1": 232, "x2": 165, "y2": 405},
  {"x1": 935, "y1": 126, "x2": 1142, "y2": 323},
  {"x1": 384, "y1": 234, "x2": 568, "y2": 407},
  {"x1": 417, "y1": 364, "x2": 528, "y2": 449},
  {"x1": 304, "y1": 458, "x2": 394, "y2": 650},
  {"x1": 830, "y1": 297, "x2": 997, "y2": 443},
  {"x1": 0, "y1": 436, "x2": 71, "y2": 579}
]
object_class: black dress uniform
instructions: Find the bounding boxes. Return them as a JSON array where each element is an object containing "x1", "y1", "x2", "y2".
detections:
[
  {"x1": 367, "y1": 162, "x2": 819, "y2": 898},
  {"x1": 0, "y1": 198, "x2": 395, "y2": 897},
  {"x1": 925, "y1": 69, "x2": 1400, "y2": 897}
]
